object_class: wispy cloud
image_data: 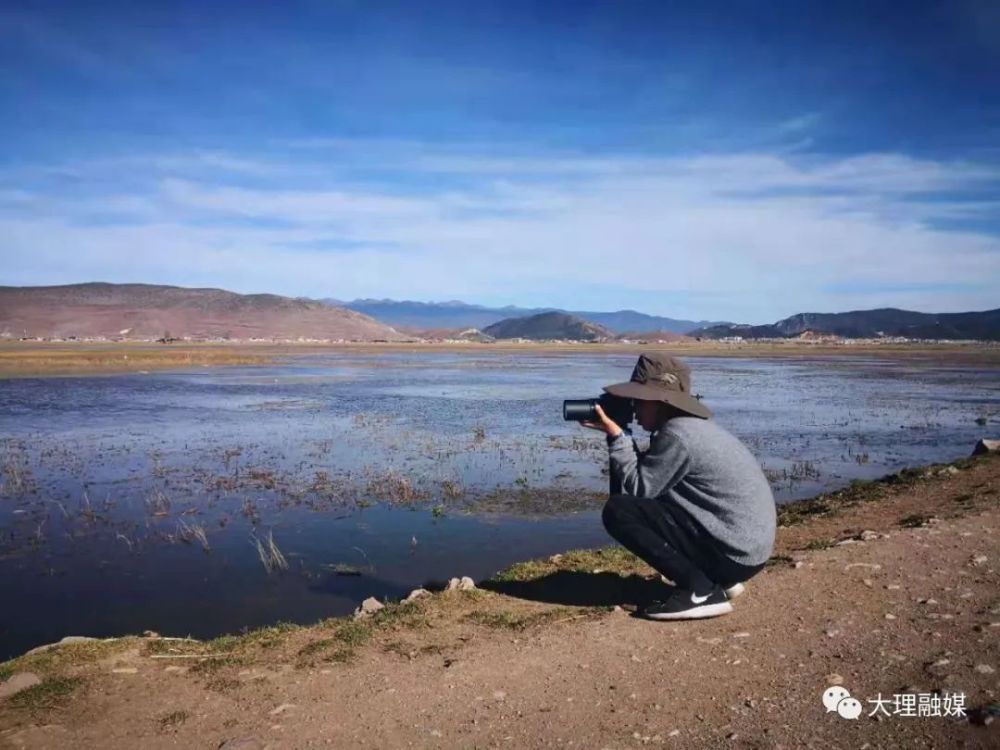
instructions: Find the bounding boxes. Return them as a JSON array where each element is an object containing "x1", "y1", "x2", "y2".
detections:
[{"x1": 1, "y1": 141, "x2": 997, "y2": 322}]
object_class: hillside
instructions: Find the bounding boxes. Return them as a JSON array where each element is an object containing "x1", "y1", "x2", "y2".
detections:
[
  {"x1": 483, "y1": 312, "x2": 614, "y2": 341},
  {"x1": 336, "y1": 299, "x2": 719, "y2": 334},
  {"x1": 691, "y1": 307, "x2": 1000, "y2": 341},
  {"x1": 0, "y1": 283, "x2": 407, "y2": 342}
]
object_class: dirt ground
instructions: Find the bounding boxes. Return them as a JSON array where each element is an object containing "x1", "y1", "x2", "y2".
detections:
[{"x1": 1, "y1": 453, "x2": 998, "y2": 749}]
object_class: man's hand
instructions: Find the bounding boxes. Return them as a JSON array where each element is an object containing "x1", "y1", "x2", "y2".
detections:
[{"x1": 581, "y1": 403, "x2": 623, "y2": 438}]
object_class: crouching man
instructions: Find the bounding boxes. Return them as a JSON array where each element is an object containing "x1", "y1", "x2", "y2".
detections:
[{"x1": 582, "y1": 353, "x2": 776, "y2": 620}]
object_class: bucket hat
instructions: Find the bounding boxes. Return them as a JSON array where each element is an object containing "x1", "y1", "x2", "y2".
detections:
[{"x1": 603, "y1": 352, "x2": 712, "y2": 419}]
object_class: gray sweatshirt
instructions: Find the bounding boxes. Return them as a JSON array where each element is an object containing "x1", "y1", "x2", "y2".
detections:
[{"x1": 607, "y1": 416, "x2": 776, "y2": 565}]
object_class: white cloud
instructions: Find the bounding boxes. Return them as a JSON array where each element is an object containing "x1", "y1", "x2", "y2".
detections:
[{"x1": 1, "y1": 143, "x2": 997, "y2": 322}]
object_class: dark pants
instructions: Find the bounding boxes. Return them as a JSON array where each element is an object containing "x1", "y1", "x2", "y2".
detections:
[{"x1": 602, "y1": 494, "x2": 766, "y2": 596}]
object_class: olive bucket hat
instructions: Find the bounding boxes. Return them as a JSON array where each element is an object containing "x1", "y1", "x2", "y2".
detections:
[{"x1": 603, "y1": 352, "x2": 712, "y2": 419}]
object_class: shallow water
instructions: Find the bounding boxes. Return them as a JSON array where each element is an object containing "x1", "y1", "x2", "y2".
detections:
[{"x1": 1, "y1": 352, "x2": 996, "y2": 659}]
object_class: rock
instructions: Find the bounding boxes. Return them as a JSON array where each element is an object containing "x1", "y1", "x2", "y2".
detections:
[
  {"x1": 793, "y1": 561, "x2": 805, "y2": 569},
  {"x1": 970, "y1": 555, "x2": 989, "y2": 567},
  {"x1": 492, "y1": 690, "x2": 507, "y2": 701},
  {"x1": 404, "y1": 588, "x2": 430, "y2": 601},
  {"x1": 218, "y1": 739, "x2": 264, "y2": 750},
  {"x1": 612, "y1": 605, "x2": 625, "y2": 614},
  {"x1": 884, "y1": 614, "x2": 897, "y2": 620},
  {"x1": 858, "y1": 530, "x2": 880, "y2": 541},
  {"x1": 549, "y1": 554, "x2": 563, "y2": 563},
  {"x1": 353, "y1": 597, "x2": 385, "y2": 618},
  {"x1": 269, "y1": 703, "x2": 295, "y2": 715},
  {"x1": 164, "y1": 666, "x2": 186, "y2": 674},
  {"x1": 826, "y1": 673, "x2": 844, "y2": 685},
  {"x1": 0, "y1": 673, "x2": 42, "y2": 700},
  {"x1": 732, "y1": 632, "x2": 751, "y2": 639},
  {"x1": 111, "y1": 667, "x2": 138, "y2": 674},
  {"x1": 939, "y1": 465, "x2": 960, "y2": 476},
  {"x1": 142, "y1": 630, "x2": 160, "y2": 638},
  {"x1": 445, "y1": 576, "x2": 476, "y2": 591},
  {"x1": 975, "y1": 664, "x2": 995, "y2": 675},
  {"x1": 23, "y1": 635, "x2": 106, "y2": 657},
  {"x1": 971, "y1": 439, "x2": 1000, "y2": 456}
]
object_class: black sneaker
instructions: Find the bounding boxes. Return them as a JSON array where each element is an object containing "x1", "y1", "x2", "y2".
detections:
[{"x1": 642, "y1": 586, "x2": 734, "y2": 620}]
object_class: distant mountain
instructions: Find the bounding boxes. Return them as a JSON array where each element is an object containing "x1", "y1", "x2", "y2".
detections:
[
  {"x1": 483, "y1": 311, "x2": 615, "y2": 341},
  {"x1": 0, "y1": 283, "x2": 408, "y2": 341},
  {"x1": 333, "y1": 298, "x2": 720, "y2": 334},
  {"x1": 690, "y1": 307, "x2": 1000, "y2": 341}
]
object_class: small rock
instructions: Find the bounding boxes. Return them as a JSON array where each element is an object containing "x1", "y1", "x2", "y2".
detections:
[
  {"x1": 975, "y1": 664, "x2": 995, "y2": 675},
  {"x1": 111, "y1": 667, "x2": 138, "y2": 674},
  {"x1": 0, "y1": 672, "x2": 41, "y2": 699},
  {"x1": 269, "y1": 703, "x2": 295, "y2": 715},
  {"x1": 549, "y1": 554, "x2": 563, "y2": 563},
  {"x1": 404, "y1": 588, "x2": 430, "y2": 601},
  {"x1": 825, "y1": 629, "x2": 841, "y2": 637},
  {"x1": 492, "y1": 690, "x2": 507, "y2": 701},
  {"x1": 858, "y1": 530, "x2": 880, "y2": 541},
  {"x1": 970, "y1": 555, "x2": 988, "y2": 567},
  {"x1": 445, "y1": 576, "x2": 477, "y2": 591},
  {"x1": 793, "y1": 561, "x2": 805, "y2": 569},
  {"x1": 668, "y1": 729, "x2": 681, "y2": 737},
  {"x1": 863, "y1": 579, "x2": 874, "y2": 588},
  {"x1": 612, "y1": 605, "x2": 625, "y2": 614},
  {"x1": 918, "y1": 598, "x2": 939, "y2": 605},
  {"x1": 884, "y1": 614, "x2": 897, "y2": 620},
  {"x1": 353, "y1": 596, "x2": 385, "y2": 618},
  {"x1": 826, "y1": 673, "x2": 844, "y2": 685},
  {"x1": 142, "y1": 630, "x2": 160, "y2": 638},
  {"x1": 164, "y1": 666, "x2": 186, "y2": 674},
  {"x1": 727, "y1": 733, "x2": 738, "y2": 741},
  {"x1": 732, "y1": 632, "x2": 751, "y2": 639}
]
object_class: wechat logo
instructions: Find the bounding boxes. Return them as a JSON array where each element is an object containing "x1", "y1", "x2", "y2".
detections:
[{"x1": 822, "y1": 686, "x2": 863, "y2": 720}]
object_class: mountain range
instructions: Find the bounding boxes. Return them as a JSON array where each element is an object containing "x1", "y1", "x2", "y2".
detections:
[
  {"x1": 2, "y1": 284, "x2": 997, "y2": 342},
  {"x1": 329, "y1": 298, "x2": 721, "y2": 334},
  {"x1": 691, "y1": 308, "x2": 1000, "y2": 341}
]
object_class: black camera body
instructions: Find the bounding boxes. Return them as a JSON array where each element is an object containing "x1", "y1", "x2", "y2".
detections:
[{"x1": 562, "y1": 392, "x2": 634, "y2": 426}]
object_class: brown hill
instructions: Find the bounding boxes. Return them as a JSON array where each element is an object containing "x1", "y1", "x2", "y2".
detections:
[
  {"x1": 483, "y1": 311, "x2": 614, "y2": 341},
  {"x1": 0, "y1": 283, "x2": 408, "y2": 342}
]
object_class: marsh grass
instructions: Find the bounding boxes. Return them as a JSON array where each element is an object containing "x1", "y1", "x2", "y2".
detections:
[
  {"x1": 8, "y1": 676, "x2": 85, "y2": 711},
  {"x1": 491, "y1": 545, "x2": 645, "y2": 583},
  {"x1": 251, "y1": 530, "x2": 288, "y2": 573},
  {"x1": 176, "y1": 518, "x2": 210, "y2": 552}
]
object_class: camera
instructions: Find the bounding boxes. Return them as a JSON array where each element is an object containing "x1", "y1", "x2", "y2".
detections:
[{"x1": 562, "y1": 393, "x2": 634, "y2": 426}]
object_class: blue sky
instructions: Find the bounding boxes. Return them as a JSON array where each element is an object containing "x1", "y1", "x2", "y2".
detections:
[{"x1": 1, "y1": 0, "x2": 998, "y2": 323}]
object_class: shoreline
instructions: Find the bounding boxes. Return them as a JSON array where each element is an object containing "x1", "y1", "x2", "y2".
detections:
[
  {"x1": 1, "y1": 450, "x2": 998, "y2": 747},
  {"x1": 1, "y1": 338, "x2": 999, "y2": 378}
]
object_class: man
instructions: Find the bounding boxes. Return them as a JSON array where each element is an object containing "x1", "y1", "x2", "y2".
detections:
[{"x1": 582, "y1": 353, "x2": 776, "y2": 620}]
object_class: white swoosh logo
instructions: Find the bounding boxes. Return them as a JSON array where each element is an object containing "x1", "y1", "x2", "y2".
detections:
[{"x1": 690, "y1": 592, "x2": 710, "y2": 604}]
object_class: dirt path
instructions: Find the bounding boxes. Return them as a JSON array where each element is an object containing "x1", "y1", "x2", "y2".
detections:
[{"x1": 1, "y1": 454, "x2": 998, "y2": 749}]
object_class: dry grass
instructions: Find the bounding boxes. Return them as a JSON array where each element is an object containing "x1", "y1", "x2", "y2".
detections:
[
  {"x1": 2, "y1": 340, "x2": 997, "y2": 379},
  {"x1": 0, "y1": 342, "x2": 276, "y2": 377}
]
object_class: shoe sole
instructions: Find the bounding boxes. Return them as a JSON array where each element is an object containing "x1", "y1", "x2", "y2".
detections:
[
  {"x1": 724, "y1": 583, "x2": 745, "y2": 600},
  {"x1": 644, "y1": 601, "x2": 734, "y2": 620}
]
